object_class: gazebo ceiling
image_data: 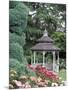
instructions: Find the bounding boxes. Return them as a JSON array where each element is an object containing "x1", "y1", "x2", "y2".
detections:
[{"x1": 31, "y1": 43, "x2": 60, "y2": 51}]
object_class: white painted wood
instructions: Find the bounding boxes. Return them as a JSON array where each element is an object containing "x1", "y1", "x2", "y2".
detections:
[
  {"x1": 36, "y1": 52, "x2": 38, "y2": 64},
  {"x1": 34, "y1": 51, "x2": 36, "y2": 64},
  {"x1": 43, "y1": 51, "x2": 45, "y2": 67},
  {"x1": 57, "y1": 51, "x2": 59, "y2": 72},
  {"x1": 52, "y1": 51, "x2": 56, "y2": 72}
]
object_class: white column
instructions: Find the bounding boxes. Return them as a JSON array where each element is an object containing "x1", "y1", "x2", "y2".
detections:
[
  {"x1": 57, "y1": 52, "x2": 59, "y2": 73},
  {"x1": 52, "y1": 51, "x2": 56, "y2": 72},
  {"x1": 31, "y1": 51, "x2": 32, "y2": 65},
  {"x1": 43, "y1": 51, "x2": 45, "y2": 67},
  {"x1": 34, "y1": 51, "x2": 36, "y2": 64},
  {"x1": 36, "y1": 52, "x2": 38, "y2": 64}
]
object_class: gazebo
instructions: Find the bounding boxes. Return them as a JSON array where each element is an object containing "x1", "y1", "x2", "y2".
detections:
[{"x1": 30, "y1": 30, "x2": 60, "y2": 73}]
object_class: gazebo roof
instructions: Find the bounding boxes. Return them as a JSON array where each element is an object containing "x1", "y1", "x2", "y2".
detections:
[
  {"x1": 36, "y1": 36, "x2": 53, "y2": 43},
  {"x1": 31, "y1": 43, "x2": 60, "y2": 51},
  {"x1": 31, "y1": 29, "x2": 60, "y2": 51}
]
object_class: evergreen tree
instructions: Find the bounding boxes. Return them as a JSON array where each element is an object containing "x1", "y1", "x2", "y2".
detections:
[{"x1": 9, "y1": 2, "x2": 29, "y2": 75}]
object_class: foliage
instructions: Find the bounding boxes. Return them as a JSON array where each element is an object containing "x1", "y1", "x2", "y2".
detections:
[
  {"x1": 26, "y1": 26, "x2": 43, "y2": 41},
  {"x1": 51, "y1": 32, "x2": 66, "y2": 51},
  {"x1": 26, "y1": 56, "x2": 31, "y2": 64},
  {"x1": 28, "y1": 65, "x2": 61, "y2": 83},
  {"x1": 9, "y1": 1, "x2": 19, "y2": 9},
  {"x1": 9, "y1": 43, "x2": 27, "y2": 64},
  {"x1": 9, "y1": 59, "x2": 27, "y2": 75},
  {"x1": 24, "y1": 2, "x2": 66, "y2": 62},
  {"x1": 26, "y1": 3, "x2": 66, "y2": 35},
  {"x1": 9, "y1": 65, "x2": 65, "y2": 89},
  {"x1": 26, "y1": 66, "x2": 36, "y2": 76},
  {"x1": 9, "y1": 66, "x2": 18, "y2": 82},
  {"x1": 9, "y1": 32, "x2": 26, "y2": 47},
  {"x1": 9, "y1": 59, "x2": 36, "y2": 78},
  {"x1": 59, "y1": 69, "x2": 66, "y2": 81},
  {"x1": 51, "y1": 32, "x2": 66, "y2": 59},
  {"x1": 9, "y1": 2, "x2": 29, "y2": 77},
  {"x1": 9, "y1": 2, "x2": 66, "y2": 88},
  {"x1": 9, "y1": 3, "x2": 29, "y2": 35},
  {"x1": 59, "y1": 59, "x2": 66, "y2": 69}
]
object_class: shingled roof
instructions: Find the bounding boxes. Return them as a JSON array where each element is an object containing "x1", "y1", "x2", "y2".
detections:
[
  {"x1": 31, "y1": 35, "x2": 60, "y2": 51},
  {"x1": 31, "y1": 43, "x2": 60, "y2": 51},
  {"x1": 36, "y1": 36, "x2": 53, "y2": 43}
]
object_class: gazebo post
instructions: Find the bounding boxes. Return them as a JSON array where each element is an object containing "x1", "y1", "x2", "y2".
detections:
[
  {"x1": 57, "y1": 51, "x2": 59, "y2": 72},
  {"x1": 37, "y1": 52, "x2": 38, "y2": 64},
  {"x1": 43, "y1": 51, "x2": 45, "y2": 67},
  {"x1": 31, "y1": 51, "x2": 32, "y2": 65},
  {"x1": 34, "y1": 51, "x2": 36, "y2": 64},
  {"x1": 53, "y1": 51, "x2": 56, "y2": 72}
]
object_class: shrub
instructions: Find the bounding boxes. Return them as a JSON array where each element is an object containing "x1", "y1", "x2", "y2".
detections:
[
  {"x1": 59, "y1": 59, "x2": 66, "y2": 69},
  {"x1": 9, "y1": 3, "x2": 29, "y2": 35},
  {"x1": 9, "y1": 43, "x2": 27, "y2": 64},
  {"x1": 28, "y1": 65, "x2": 62, "y2": 84},
  {"x1": 26, "y1": 67, "x2": 36, "y2": 77},
  {"x1": 26, "y1": 56, "x2": 31, "y2": 64},
  {"x1": 9, "y1": 32, "x2": 26, "y2": 47},
  {"x1": 9, "y1": 58, "x2": 27, "y2": 75}
]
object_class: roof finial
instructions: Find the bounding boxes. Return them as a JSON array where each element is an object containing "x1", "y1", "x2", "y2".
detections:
[{"x1": 43, "y1": 29, "x2": 48, "y2": 36}]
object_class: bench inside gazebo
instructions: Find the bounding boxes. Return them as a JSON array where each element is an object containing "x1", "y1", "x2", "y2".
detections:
[{"x1": 30, "y1": 30, "x2": 60, "y2": 73}]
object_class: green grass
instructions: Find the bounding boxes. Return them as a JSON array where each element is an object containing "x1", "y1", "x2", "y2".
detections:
[{"x1": 59, "y1": 69, "x2": 66, "y2": 81}]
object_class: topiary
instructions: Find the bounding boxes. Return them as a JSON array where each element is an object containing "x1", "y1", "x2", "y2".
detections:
[
  {"x1": 9, "y1": 32, "x2": 26, "y2": 47},
  {"x1": 9, "y1": 43, "x2": 27, "y2": 65},
  {"x1": 9, "y1": 3, "x2": 29, "y2": 35}
]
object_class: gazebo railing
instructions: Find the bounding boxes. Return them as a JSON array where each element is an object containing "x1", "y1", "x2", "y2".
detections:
[{"x1": 31, "y1": 62, "x2": 57, "y2": 72}]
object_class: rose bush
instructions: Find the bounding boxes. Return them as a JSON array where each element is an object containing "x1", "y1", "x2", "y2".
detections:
[
  {"x1": 9, "y1": 65, "x2": 64, "y2": 89},
  {"x1": 28, "y1": 65, "x2": 62, "y2": 86}
]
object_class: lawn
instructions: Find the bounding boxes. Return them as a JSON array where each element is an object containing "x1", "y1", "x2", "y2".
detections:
[{"x1": 59, "y1": 69, "x2": 66, "y2": 81}]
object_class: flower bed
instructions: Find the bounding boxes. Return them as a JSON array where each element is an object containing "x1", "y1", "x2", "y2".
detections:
[
  {"x1": 28, "y1": 65, "x2": 62, "y2": 85},
  {"x1": 9, "y1": 65, "x2": 64, "y2": 89}
]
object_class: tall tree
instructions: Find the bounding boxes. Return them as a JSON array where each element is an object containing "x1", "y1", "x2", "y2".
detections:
[
  {"x1": 9, "y1": 1, "x2": 29, "y2": 75},
  {"x1": 24, "y1": 2, "x2": 66, "y2": 55}
]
